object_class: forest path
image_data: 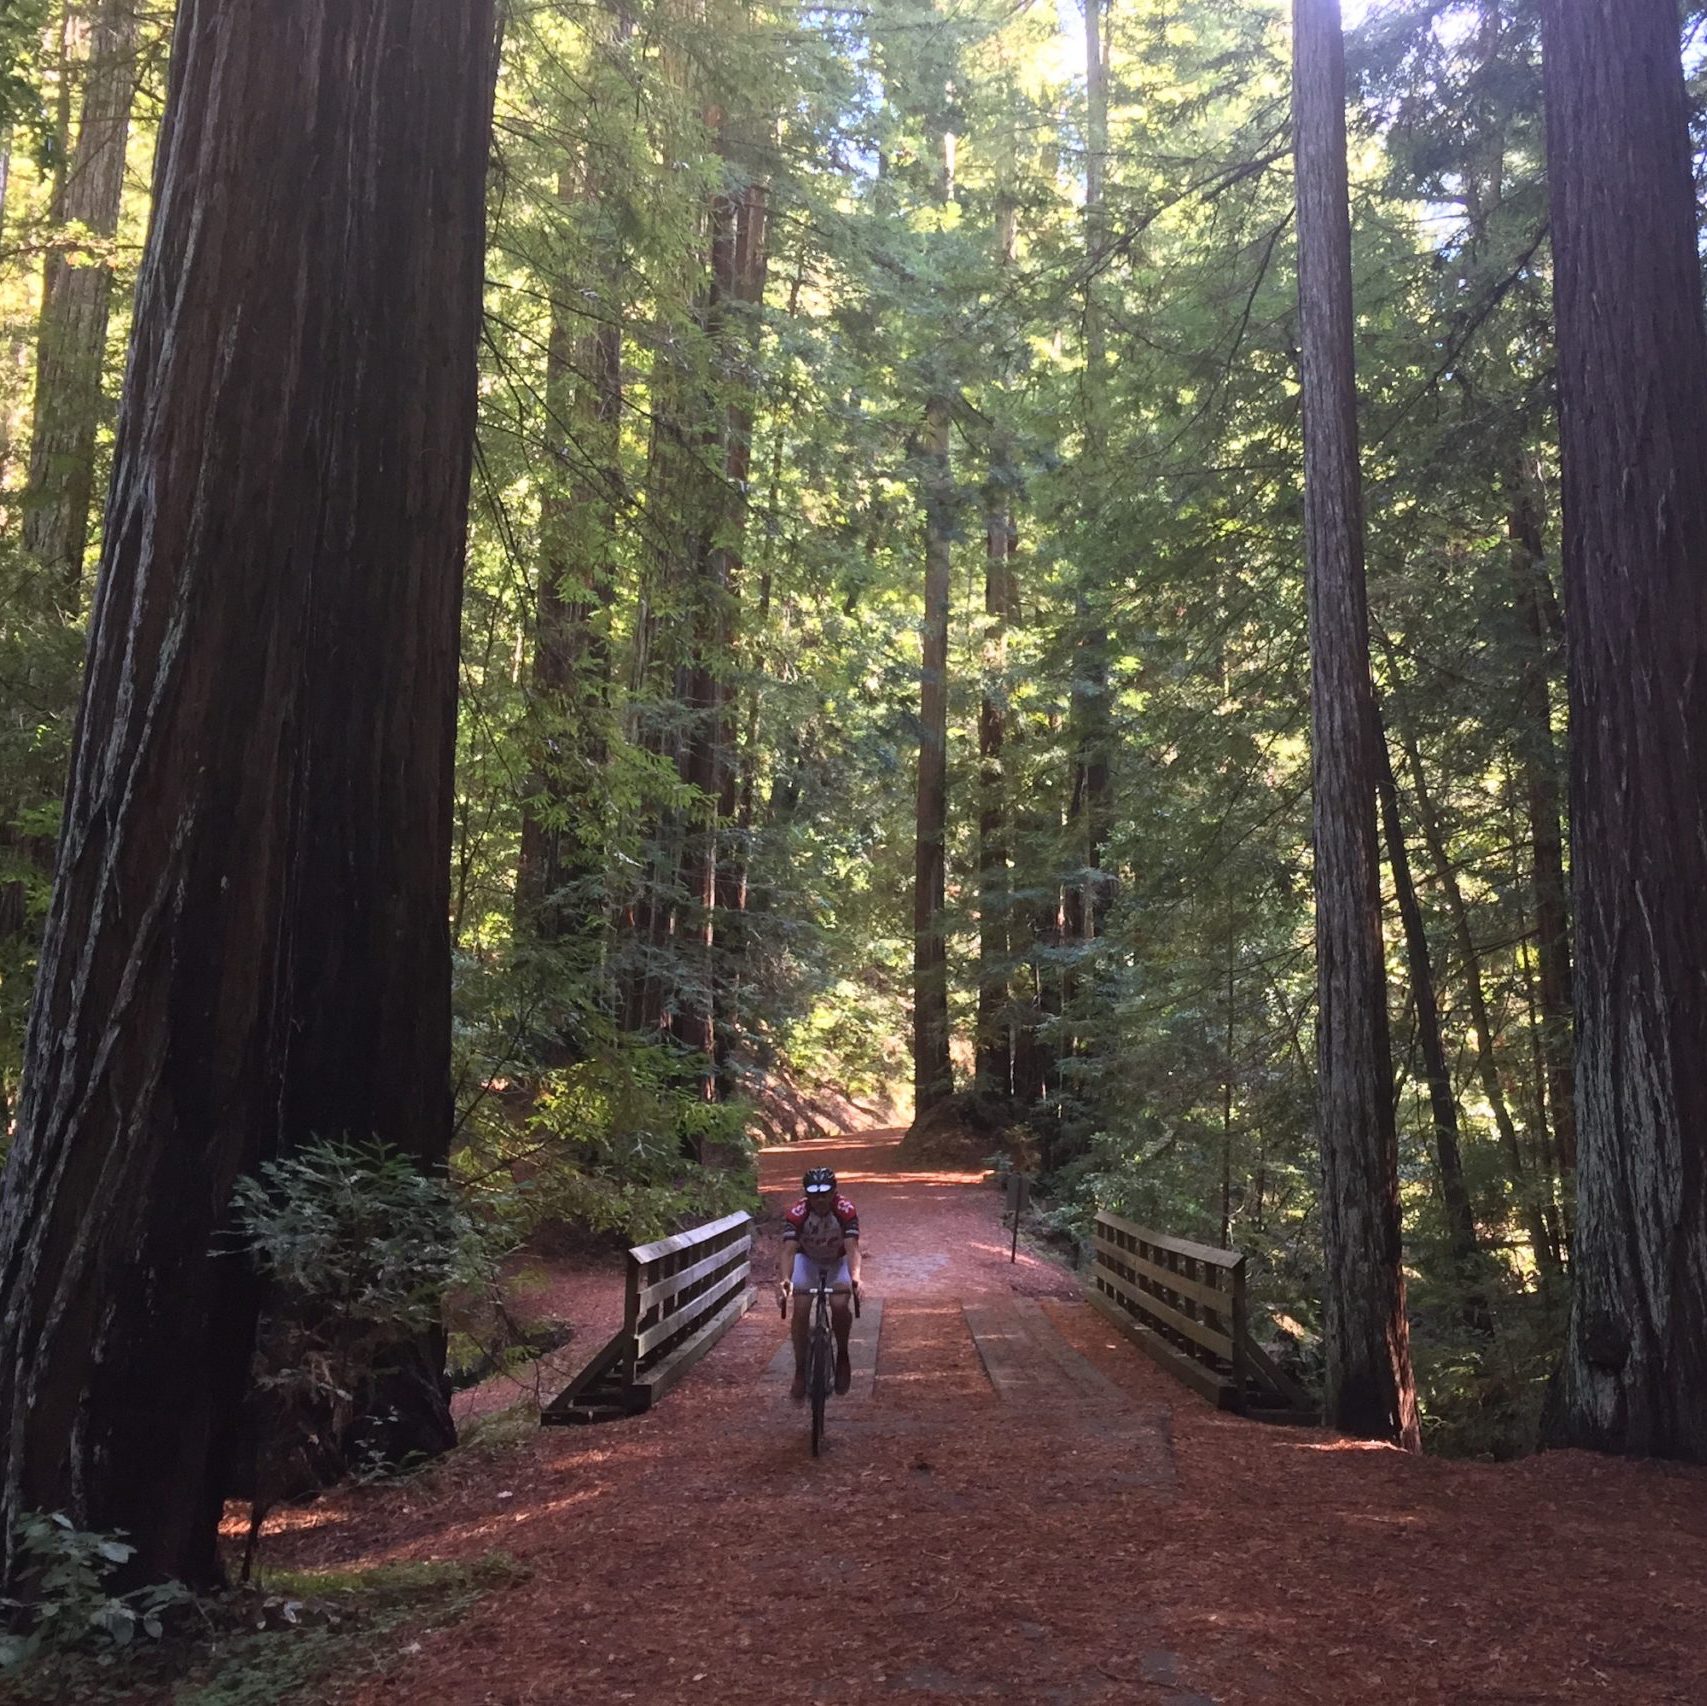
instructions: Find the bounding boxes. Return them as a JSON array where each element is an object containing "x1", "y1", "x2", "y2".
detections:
[{"x1": 265, "y1": 1122, "x2": 1706, "y2": 1706}]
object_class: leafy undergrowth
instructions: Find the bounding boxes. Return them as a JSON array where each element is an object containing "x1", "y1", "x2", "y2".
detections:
[{"x1": 7, "y1": 1553, "x2": 528, "y2": 1706}]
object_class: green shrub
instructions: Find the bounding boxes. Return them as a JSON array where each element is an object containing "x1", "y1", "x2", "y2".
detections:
[{"x1": 0, "y1": 1512, "x2": 192, "y2": 1671}]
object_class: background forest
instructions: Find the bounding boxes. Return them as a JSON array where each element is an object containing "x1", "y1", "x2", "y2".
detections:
[{"x1": 1, "y1": 0, "x2": 1701, "y2": 1458}]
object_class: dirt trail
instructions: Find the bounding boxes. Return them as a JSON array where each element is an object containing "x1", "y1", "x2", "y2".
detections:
[{"x1": 258, "y1": 1125, "x2": 1706, "y2": 1706}]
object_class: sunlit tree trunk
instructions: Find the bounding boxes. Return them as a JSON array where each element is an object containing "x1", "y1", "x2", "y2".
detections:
[
  {"x1": 1540, "y1": 0, "x2": 1707, "y2": 1461},
  {"x1": 1293, "y1": 0, "x2": 1420, "y2": 1449},
  {"x1": 23, "y1": 0, "x2": 139, "y2": 593},
  {"x1": 1064, "y1": 0, "x2": 1113, "y2": 956},
  {"x1": 0, "y1": 0, "x2": 496, "y2": 1587}
]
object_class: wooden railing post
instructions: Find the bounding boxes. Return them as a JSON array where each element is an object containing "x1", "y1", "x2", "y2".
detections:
[
  {"x1": 1230, "y1": 1254, "x2": 1248, "y2": 1405},
  {"x1": 623, "y1": 1246, "x2": 644, "y2": 1389}
]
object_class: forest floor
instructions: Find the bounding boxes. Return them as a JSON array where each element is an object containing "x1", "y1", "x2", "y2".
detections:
[{"x1": 236, "y1": 1125, "x2": 1706, "y2": 1706}]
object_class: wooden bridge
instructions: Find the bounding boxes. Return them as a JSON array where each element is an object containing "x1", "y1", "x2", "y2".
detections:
[
  {"x1": 541, "y1": 1209, "x2": 755, "y2": 1425},
  {"x1": 1086, "y1": 1211, "x2": 1316, "y2": 1422},
  {"x1": 539, "y1": 1196, "x2": 1314, "y2": 1427}
]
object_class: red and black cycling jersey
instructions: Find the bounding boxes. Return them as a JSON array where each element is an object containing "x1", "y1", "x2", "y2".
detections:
[{"x1": 783, "y1": 1195, "x2": 860, "y2": 1264}]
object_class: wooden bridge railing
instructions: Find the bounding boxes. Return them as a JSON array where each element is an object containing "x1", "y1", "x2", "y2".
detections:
[
  {"x1": 1086, "y1": 1211, "x2": 1315, "y2": 1423},
  {"x1": 542, "y1": 1210, "x2": 754, "y2": 1426}
]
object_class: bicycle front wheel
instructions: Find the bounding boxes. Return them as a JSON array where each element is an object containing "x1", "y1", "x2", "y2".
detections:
[{"x1": 808, "y1": 1332, "x2": 831, "y2": 1456}]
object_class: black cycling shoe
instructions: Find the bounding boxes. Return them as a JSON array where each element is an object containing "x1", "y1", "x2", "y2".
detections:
[{"x1": 835, "y1": 1351, "x2": 852, "y2": 1395}]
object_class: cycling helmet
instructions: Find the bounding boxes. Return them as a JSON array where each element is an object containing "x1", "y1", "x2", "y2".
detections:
[{"x1": 802, "y1": 1166, "x2": 837, "y2": 1196}]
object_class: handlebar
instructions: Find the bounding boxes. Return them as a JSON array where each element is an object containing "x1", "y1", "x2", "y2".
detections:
[{"x1": 777, "y1": 1276, "x2": 862, "y2": 1316}]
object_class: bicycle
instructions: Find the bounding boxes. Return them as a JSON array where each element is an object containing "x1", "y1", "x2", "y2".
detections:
[{"x1": 780, "y1": 1268, "x2": 861, "y2": 1456}]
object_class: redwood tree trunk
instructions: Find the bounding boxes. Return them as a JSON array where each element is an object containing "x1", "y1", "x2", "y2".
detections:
[
  {"x1": 0, "y1": 0, "x2": 496, "y2": 1586},
  {"x1": 1540, "y1": 0, "x2": 1707, "y2": 1461},
  {"x1": 23, "y1": 0, "x2": 139, "y2": 591},
  {"x1": 1293, "y1": 0, "x2": 1420, "y2": 1449},
  {"x1": 913, "y1": 394, "x2": 954, "y2": 1115}
]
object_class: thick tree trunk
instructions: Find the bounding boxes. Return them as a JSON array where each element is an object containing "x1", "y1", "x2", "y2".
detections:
[
  {"x1": 23, "y1": 0, "x2": 139, "y2": 592},
  {"x1": 0, "y1": 0, "x2": 495, "y2": 1587},
  {"x1": 1377, "y1": 726, "x2": 1490, "y2": 1336},
  {"x1": 1540, "y1": 0, "x2": 1707, "y2": 1461},
  {"x1": 913, "y1": 393, "x2": 954, "y2": 1115},
  {"x1": 1292, "y1": 0, "x2": 1420, "y2": 1449}
]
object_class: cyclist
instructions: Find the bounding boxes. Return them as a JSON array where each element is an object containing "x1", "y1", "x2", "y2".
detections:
[{"x1": 778, "y1": 1165, "x2": 862, "y2": 1401}]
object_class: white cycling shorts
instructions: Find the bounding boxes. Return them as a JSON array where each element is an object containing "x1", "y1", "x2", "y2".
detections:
[{"x1": 790, "y1": 1254, "x2": 851, "y2": 1292}]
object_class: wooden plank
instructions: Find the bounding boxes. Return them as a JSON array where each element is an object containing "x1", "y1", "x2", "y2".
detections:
[
  {"x1": 1011, "y1": 1298, "x2": 1122, "y2": 1400},
  {"x1": 1094, "y1": 1211, "x2": 1243, "y2": 1271},
  {"x1": 630, "y1": 1285, "x2": 754, "y2": 1409},
  {"x1": 1091, "y1": 1231, "x2": 1231, "y2": 1311},
  {"x1": 1087, "y1": 1285, "x2": 1237, "y2": 1410},
  {"x1": 1092, "y1": 1265, "x2": 1234, "y2": 1361},
  {"x1": 627, "y1": 1209, "x2": 751, "y2": 1269},
  {"x1": 635, "y1": 1235, "x2": 752, "y2": 1313},
  {"x1": 964, "y1": 1303, "x2": 1052, "y2": 1399},
  {"x1": 634, "y1": 1261, "x2": 749, "y2": 1359}
]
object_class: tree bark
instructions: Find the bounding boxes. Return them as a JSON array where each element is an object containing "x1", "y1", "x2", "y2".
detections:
[
  {"x1": 1292, "y1": 0, "x2": 1420, "y2": 1449},
  {"x1": 913, "y1": 393, "x2": 953, "y2": 1115},
  {"x1": 23, "y1": 0, "x2": 139, "y2": 593},
  {"x1": 1540, "y1": 0, "x2": 1707, "y2": 1460},
  {"x1": 0, "y1": 0, "x2": 496, "y2": 1587}
]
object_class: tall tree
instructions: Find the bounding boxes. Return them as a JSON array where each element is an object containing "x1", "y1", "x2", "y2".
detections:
[
  {"x1": 911, "y1": 73, "x2": 957, "y2": 1119},
  {"x1": 914, "y1": 387, "x2": 954, "y2": 1115},
  {"x1": 0, "y1": 0, "x2": 496, "y2": 1587},
  {"x1": 1063, "y1": 0, "x2": 1113, "y2": 954},
  {"x1": 1540, "y1": 0, "x2": 1707, "y2": 1461},
  {"x1": 976, "y1": 142, "x2": 1019, "y2": 1098},
  {"x1": 22, "y1": 0, "x2": 138, "y2": 590},
  {"x1": 514, "y1": 144, "x2": 623, "y2": 947},
  {"x1": 1292, "y1": 0, "x2": 1420, "y2": 1449},
  {"x1": 1377, "y1": 726, "x2": 1490, "y2": 1336}
]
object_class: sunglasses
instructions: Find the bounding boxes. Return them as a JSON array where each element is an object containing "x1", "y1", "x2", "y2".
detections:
[{"x1": 805, "y1": 1184, "x2": 834, "y2": 1195}]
